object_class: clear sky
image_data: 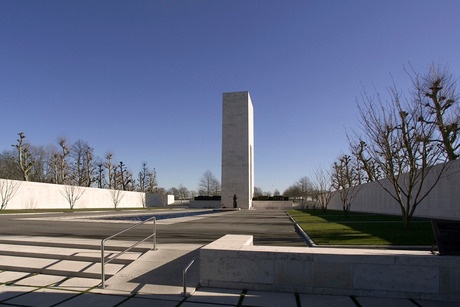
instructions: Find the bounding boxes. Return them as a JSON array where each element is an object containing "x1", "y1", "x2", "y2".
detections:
[{"x1": 1, "y1": 1, "x2": 459, "y2": 194}]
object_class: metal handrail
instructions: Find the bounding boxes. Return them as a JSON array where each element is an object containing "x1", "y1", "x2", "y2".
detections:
[
  {"x1": 101, "y1": 216, "x2": 156, "y2": 288},
  {"x1": 183, "y1": 257, "x2": 199, "y2": 297}
]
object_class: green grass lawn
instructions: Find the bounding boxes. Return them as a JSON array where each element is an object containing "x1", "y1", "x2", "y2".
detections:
[{"x1": 287, "y1": 209, "x2": 434, "y2": 246}]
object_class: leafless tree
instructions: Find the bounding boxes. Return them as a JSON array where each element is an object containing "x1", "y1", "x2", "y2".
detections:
[
  {"x1": 104, "y1": 152, "x2": 115, "y2": 189},
  {"x1": 178, "y1": 184, "x2": 189, "y2": 200},
  {"x1": 408, "y1": 63, "x2": 460, "y2": 161},
  {"x1": 110, "y1": 189, "x2": 124, "y2": 208},
  {"x1": 0, "y1": 179, "x2": 21, "y2": 210},
  {"x1": 55, "y1": 137, "x2": 70, "y2": 184},
  {"x1": 60, "y1": 184, "x2": 85, "y2": 209},
  {"x1": 11, "y1": 132, "x2": 35, "y2": 181},
  {"x1": 312, "y1": 165, "x2": 333, "y2": 212},
  {"x1": 0, "y1": 149, "x2": 22, "y2": 180},
  {"x1": 95, "y1": 161, "x2": 105, "y2": 188},
  {"x1": 331, "y1": 154, "x2": 362, "y2": 217},
  {"x1": 356, "y1": 81, "x2": 447, "y2": 227},
  {"x1": 197, "y1": 170, "x2": 220, "y2": 196}
]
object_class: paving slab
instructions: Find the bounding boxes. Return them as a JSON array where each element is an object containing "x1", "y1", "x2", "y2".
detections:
[
  {"x1": 181, "y1": 302, "x2": 230, "y2": 307},
  {"x1": 415, "y1": 299, "x2": 460, "y2": 307},
  {"x1": 3, "y1": 288, "x2": 79, "y2": 307},
  {"x1": 49, "y1": 276, "x2": 101, "y2": 291},
  {"x1": 105, "y1": 243, "x2": 202, "y2": 296},
  {"x1": 298, "y1": 293, "x2": 358, "y2": 307},
  {"x1": 355, "y1": 296, "x2": 418, "y2": 307},
  {"x1": 54, "y1": 292, "x2": 128, "y2": 307},
  {"x1": 242, "y1": 290, "x2": 297, "y2": 307},
  {"x1": 0, "y1": 285, "x2": 36, "y2": 302},
  {"x1": 12, "y1": 274, "x2": 67, "y2": 287},
  {"x1": 186, "y1": 287, "x2": 242, "y2": 305},
  {"x1": 0, "y1": 271, "x2": 33, "y2": 283},
  {"x1": 118, "y1": 296, "x2": 180, "y2": 307}
]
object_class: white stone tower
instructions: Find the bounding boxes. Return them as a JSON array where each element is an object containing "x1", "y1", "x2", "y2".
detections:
[{"x1": 221, "y1": 91, "x2": 254, "y2": 209}]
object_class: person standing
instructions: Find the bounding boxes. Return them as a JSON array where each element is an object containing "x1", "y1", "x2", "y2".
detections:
[{"x1": 233, "y1": 194, "x2": 237, "y2": 208}]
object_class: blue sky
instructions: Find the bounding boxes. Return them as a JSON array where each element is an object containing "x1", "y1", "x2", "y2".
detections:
[{"x1": 1, "y1": 1, "x2": 459, "y2": 193}]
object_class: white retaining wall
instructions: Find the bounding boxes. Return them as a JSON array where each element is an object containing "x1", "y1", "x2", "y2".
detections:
[
  {"x1": 328, "y1": 160, "x2": 460, "y2": 221},
  {"x1": 0, "y1": 179, "x2": 172, "y2": 209},
  {"x1": 200, "y1": 235, "x2": 460, "y2": 301}
]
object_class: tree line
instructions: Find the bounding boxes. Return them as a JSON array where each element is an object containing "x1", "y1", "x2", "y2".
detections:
[
  {"x1": 285, "y1": 63, "x2": 459, "y2": 228},
  {"x1": 0, "y1": 133, "x2": 159, "y2": 193}
]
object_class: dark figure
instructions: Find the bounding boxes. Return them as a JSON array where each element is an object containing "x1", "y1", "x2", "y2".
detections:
[{"x1": 233, "y1": 194, "x2": 237, "y2": 208}]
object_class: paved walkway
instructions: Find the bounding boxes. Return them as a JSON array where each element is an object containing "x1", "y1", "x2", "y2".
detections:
[{"x1": 0, "y1": 271, "x2": 457, "y2": 306}]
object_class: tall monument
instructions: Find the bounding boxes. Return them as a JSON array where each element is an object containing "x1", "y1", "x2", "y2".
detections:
[{"x1": 221, "y1": 91, "x2": 254, "y2": 209}]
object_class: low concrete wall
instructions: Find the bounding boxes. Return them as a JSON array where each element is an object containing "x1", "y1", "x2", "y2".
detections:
[
  {"x1": 200, "y1": 235, "x2": 460, "y2": 302},
  {"x1": 328, "y1": 160, "x2": 460, "y2": 221},
  {"x1": 189, "y1": 200, "x2": 221, "y2": 209},
  {"x1": 252, "y1": 200, "x2": 297, "y2": 209},
  {"x1": 0, "y1": 179, "x2": 172, "y2": 209}
]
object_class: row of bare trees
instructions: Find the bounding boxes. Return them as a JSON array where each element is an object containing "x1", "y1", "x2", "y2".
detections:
[
  {"x1": 331, "y1": 63, "x2": 459, "y2": 227},
  {"x1": 0, "y1": 134, "x2": 158, "y2": 193}
]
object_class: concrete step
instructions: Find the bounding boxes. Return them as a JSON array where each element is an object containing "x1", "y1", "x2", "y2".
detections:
[
  {"x1": 0, "y1": 236, "x2": 148, "y2": 280},
  {"x1": 0, "y1": 255, "x2": 124, "y2": 279},
  {"x1": 0, "y1": 243, "x2": 140, "y2": 264},
  {"x1": 0, "y1": 236, "x2": 152, "y2": 253}
]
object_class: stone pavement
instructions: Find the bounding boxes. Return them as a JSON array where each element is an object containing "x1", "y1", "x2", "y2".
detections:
[
  {"x1": 0, "y1": 210, "x2": 457, "y2": 306},
  {"x1": 0, "y1": 271, "x2": 458, "y2": 306}
]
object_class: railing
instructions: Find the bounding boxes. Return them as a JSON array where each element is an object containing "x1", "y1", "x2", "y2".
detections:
[
  {"x1": 183, "y1": 257, "x2": 199, "y2": 297},
  {"x1": 101, "y1": 216, "x2": 157, "y2": 288}
]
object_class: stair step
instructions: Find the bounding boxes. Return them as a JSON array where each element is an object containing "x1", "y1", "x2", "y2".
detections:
[
  {"x1": 0, "y1": 243, "x2": 141, "y2": 264},
  {"x1": 0, "y1": 255, "x2": 124, "y2": 279},
  {"x1": 0, "y1": 236, "x2": 152, "y2": 253}
]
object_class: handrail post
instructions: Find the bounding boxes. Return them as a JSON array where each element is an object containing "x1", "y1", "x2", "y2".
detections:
[
  {"x1": 101, "y1": 239, "x2": 105, "y2": 288},
  {"x1": 183, "y1": 257, "x2": 198, "y2": 297},
  {"x1": 153, "y1": 218, "x2": 156, "y2": 250}
]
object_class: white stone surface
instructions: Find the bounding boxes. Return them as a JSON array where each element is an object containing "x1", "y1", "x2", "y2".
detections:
[
  {"x1": 221, "y1": 91, "x2": 254, "y2": 209},
  {"x1": 328, "y1": 159, "x2": 460, "y2": 221},
  {"x1": 199, "y1": 234, "x2": 460, "y2": 301},
  {"x1": 0, "y1": 178, "x2": 171, "y2": 210}
]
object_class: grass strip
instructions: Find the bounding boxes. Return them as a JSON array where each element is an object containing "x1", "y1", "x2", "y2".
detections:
[{"x1": 287, "y1": 209, "x2": 434, "y2": 245}]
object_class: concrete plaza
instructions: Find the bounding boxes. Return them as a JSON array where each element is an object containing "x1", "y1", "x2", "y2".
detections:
[{"x1": 0, "y1": 209, "x2": 457, "y2": 306}]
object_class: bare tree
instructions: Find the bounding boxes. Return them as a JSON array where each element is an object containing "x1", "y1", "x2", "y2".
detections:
[
  {"x1": 104, "y1": 152, "x2": 115, "y2": 189},
  {"x1": 0, "y1": 149, "x2": 22, "y2": 180},
  {"x1": 110, "y1": 189, "x2": 124, "y2": 208},
  {"x1": 60, "y1": 184, "x2": 85, "y2": 209},
  {"x1": 356, "y1": 81, "x2": 447, "y2": 227},
  {"x1": 56, "y1": 137, "x2": 70, "y2": 184},
  {"x1": 12, "y1": 132, "x2": 35, "y2": 181},
  {"x1": 147, "y1": 168, "x2": 158, "y2": 193},
  {"x1": 409, "y1": 63, "x2": 460, "y2": 161},
  {"x1": 331, "y1": 154, "x2": 361, "y2": 217},
  {"x1": 95, "y1": 161, "x2": 105, "y2": 188},
  {"x1": 0, "y1": 179, "x2": 21, "y2": 210},
  {"x1": 312, "y1": 165, "x2": 333, "y2": 212},
  {"x1": 178, "y1": 184, "x2": 189, "y2": 200},
  {"x1": 197, "y1": 170, "x2": 220, "y2": 196}
]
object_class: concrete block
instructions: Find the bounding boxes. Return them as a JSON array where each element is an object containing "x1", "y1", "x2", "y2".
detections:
[
  {"x1": 440, "y1": 267, "x2": 460, "y2": 294},
  {"x1": 354, "y1": 264, "x2": 439, "y2": 293},
  {"x1": 274, "y1": 259, "x2": 313, "y2": 286},
  {"x1": 313, "y1": 262, "x2": 353, "y2": 289},
  {"x1": 243, "y1": 290, "x2": 297, "y2": 307}
]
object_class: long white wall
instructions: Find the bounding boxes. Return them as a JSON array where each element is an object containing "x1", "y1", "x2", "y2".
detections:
[
  {"x1": 328, "y1": 159, "x2": 460, "y2": 221},
  {"x1": 0, "y1": 179, "x2": 171, "y2": 210}
]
